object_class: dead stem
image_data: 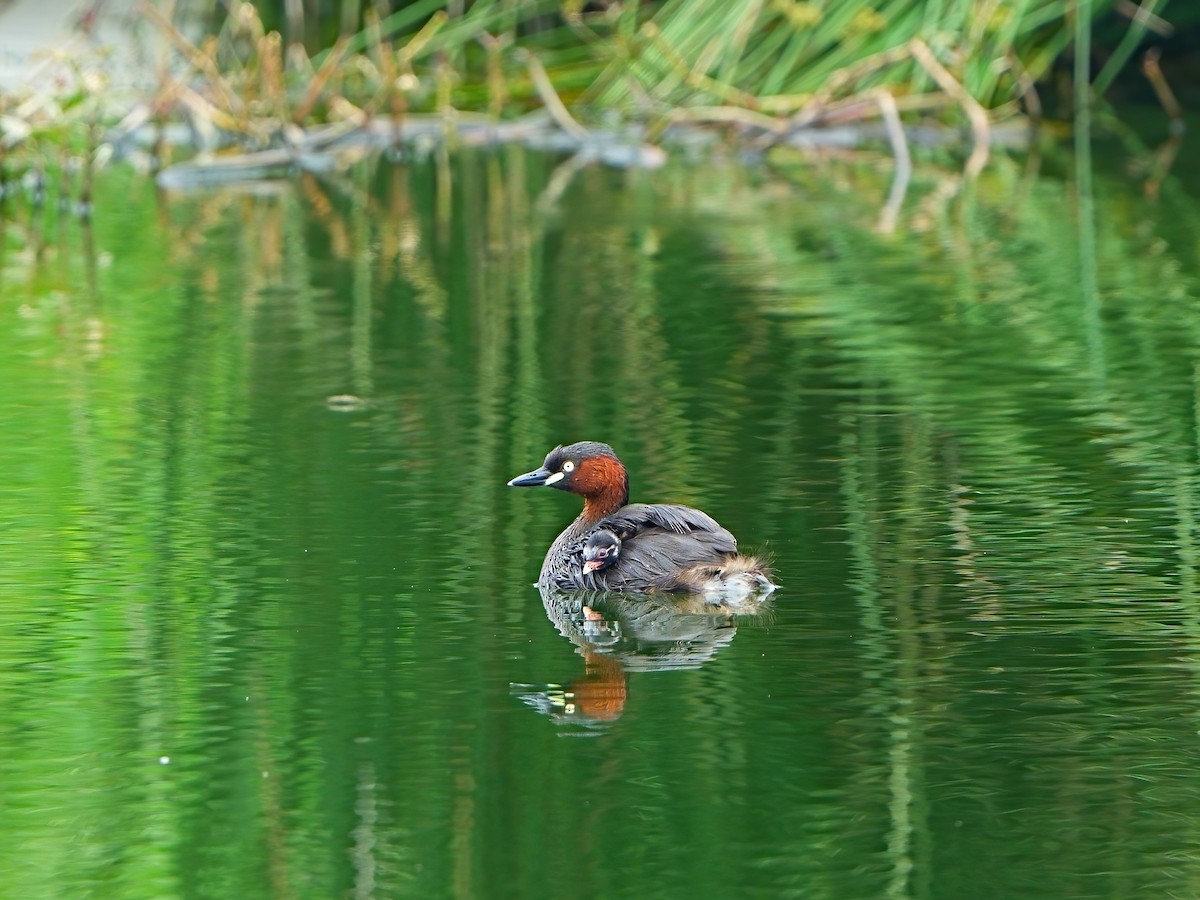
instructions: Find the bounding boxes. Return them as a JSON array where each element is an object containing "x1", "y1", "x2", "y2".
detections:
[
  {"x1": 396, "y1": 11, "x2": 447, "y2": 68},
  {"x1": 293, "y1": 36, "x2": 351, "y2": 123},
  {"x1": 259, "y1": 31, "x2": 287, "y2": 122},
  {"x1": 875, "y1": 90, "x2": 910, "y2": 235},
  {"x1": 1116, "y1": 0, "x2": 1174, "y2": 36},
  {"x1": 909, "y1": 39, "x2": 990, "y2": 178},
  {"x1": 519, "y1": 50, "x2": 589, "y2": 140},
  {"x1": 371, "y1": 12, "x2": 405, "y2": 134},
  {"x1": 536, "y1": 151, "x2": 591, "y2": 215},
  {"x1": 793, "y1": 44, "x2": 913, "y2": 126},
  {"x1": 138, "y1": 0, "x2": 244, "y2": 118},
  {"x1": 1142, "y1": 46, "x2": 1184, "y2": 129},
  {"x1": 178, "y1": 85, "x2": 242, "y2": 134},
  {"x1": 478, "y1": 33, "x2": 511, "y2": 120},
  {"x1": 1141, "y1": 47, "x2": 1185, "y2": 200},
  {"x1": 1144, "y1": 133, "x2": 1182, "y2": 201},
  {"x1": 818, "y1": 90, "x2": 952, "y2": 123},
  {"x1": 668, "y1": 105, "x2": 785, "y2": 132}
]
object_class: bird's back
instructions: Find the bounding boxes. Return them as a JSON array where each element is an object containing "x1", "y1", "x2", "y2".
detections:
[{"x1": 587, "y1": 503, "x2": 738, "y2": 592}]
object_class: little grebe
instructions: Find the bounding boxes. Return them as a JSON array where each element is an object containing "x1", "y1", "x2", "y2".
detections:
[{"x1": 508, "y1": 441, "x2": 775, "y2": 595}]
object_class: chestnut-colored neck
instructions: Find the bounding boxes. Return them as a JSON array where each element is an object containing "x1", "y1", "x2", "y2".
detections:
[
  {"x1": 582, "y1": 486, "x2": 628, "y2": 522},
  {"x1": 576, "y1": 456, "x2": 630, "y2": 522}
]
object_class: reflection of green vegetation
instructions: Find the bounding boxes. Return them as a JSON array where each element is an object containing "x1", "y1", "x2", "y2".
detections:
[
  {"x1": 4, "y1": 142, "x2": 1200, "y2": 895},
  {"x1": 711, "y1": 141, "x2": 1200, "y2": 605}
]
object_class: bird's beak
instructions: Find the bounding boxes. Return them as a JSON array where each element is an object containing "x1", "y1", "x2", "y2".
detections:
[
  {"x1": 583, "y1": 559, "x2": 603, "y2": 573},
  {"x1": 508, "y1": 466, "x2": 555, "y2": 487}
]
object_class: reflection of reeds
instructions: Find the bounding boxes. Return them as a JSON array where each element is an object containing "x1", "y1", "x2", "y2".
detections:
[
  {"x1": 1, "y1": 0, "x2": 1157, "y2": 208},
  {"x1": 668, "y1": 140, "x2": 1200, "y2": 624}
]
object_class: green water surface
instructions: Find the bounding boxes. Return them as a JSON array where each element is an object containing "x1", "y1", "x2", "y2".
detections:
[{"x1": 2, "y1": 136, "x2": 1200, "y2": 899}]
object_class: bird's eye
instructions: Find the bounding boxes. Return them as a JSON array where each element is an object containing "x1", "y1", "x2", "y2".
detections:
[{"x1": 562, "y1": 460, "x2": 575, "y2": 473}]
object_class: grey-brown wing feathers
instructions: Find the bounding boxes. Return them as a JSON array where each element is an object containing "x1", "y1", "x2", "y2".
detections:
[
  {"x1": 600, "y1": 504, "x2": 737, "y2": 552},
  {"x1": 588, "y1": 504, "x2": 738, "y2": 591}
]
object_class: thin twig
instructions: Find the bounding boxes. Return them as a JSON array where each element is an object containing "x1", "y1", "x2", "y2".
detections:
[
  {"x1": 177, "y1": 86, "x2": 243, "y2": 136},
  {"x1": 137, "y1": 0, "x2": 244, "y2": 117},
  {"x1": 259, "y1": 31, "x2": 287, "y2": 122},
  {"x1": 519, "y1": 50, "x2": 589, "y2": 140},
  {"x1": 755, "y1": 93, "x2": 814, "y2": 115},
  {"x1": 477, "y1": 33, "x2": 510, "y2": 120},
  {"x1": 909, "y1": 39, "x2": 990, "y2": 178},
  {"x1": 751, "y1": 89, "x2": 955, "y2": 153},
  {"x1": 1093, "y1": 0, "x2": 1171, "y2": 96},
  {"x1": 396, "y1": 11, "x2": 449, "y2": 66},
  {"x1": 1142, "y1": 46, "x2": 1185, "y2": 132},
  {"x1": 812, "y1": 91, "x2": 953, "y2": 126},
  {"x1": 536, "y1": 152, "x2": 591, "y2": 215},
  {"x1": 668, "y1": 105, "x2": 786, "y2": 132},
  {"x1": 1144, "y1": 133, "x2": 1182, "y2": 201},
  {"x1": 874, "y1": 90, "x2": 910, "y2": 235},
  {"x1": 292, "y1": 36, "x2": 351, "y2": 124},
  {"x1": 792, "y1": 44, "x2": 913, "y2": 126},
  {"x1": 1117, "y1": 0, "x2": 1175, "y2": 35}
]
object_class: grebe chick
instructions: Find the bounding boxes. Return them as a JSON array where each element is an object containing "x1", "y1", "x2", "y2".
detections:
[
  {"x1": 508, "y1": 441, "x2": 775, "y2": 595},
  {"x1": 582, "y1": 527, "x2": 774, "y2": 601},
  {"x1": 583, "y1": 529, "x2": 621, "y2": 574}
]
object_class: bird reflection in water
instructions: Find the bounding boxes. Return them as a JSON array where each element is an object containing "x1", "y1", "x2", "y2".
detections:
[{"x1": 511, "y1": 586, "x2": 772, "y2": 733}]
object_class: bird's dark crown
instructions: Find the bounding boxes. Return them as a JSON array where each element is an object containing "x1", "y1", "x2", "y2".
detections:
[{"x1": 544, "y1": 441, "x2": 621, "y2": 470}]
